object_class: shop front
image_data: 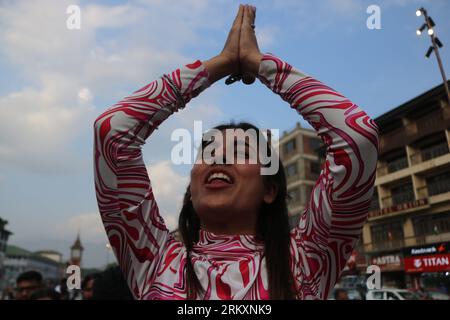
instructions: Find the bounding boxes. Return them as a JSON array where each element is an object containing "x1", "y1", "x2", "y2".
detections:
[
  {"x1": 370, "y1": 252, "x2": 405, "y2": 288},
  {"x1": 404, "y1": 242, "x2": 450, "y2": 291}
]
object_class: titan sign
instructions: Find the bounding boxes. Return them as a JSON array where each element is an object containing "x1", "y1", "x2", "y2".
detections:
[{"x1": 404, "y1": 242, "x2": 450, "y2": 273}]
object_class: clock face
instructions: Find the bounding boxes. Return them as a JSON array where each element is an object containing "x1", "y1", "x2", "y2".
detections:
[{"x1": 72, "y1": 249, "x2": 81, "y2": 259}]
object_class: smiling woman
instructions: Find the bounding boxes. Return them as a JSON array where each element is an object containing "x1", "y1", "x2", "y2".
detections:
[{"x1": 93, "y1": 4, "x2": 379, "y2": 300}]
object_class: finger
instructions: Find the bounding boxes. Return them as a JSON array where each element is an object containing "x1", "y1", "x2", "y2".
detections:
[
  {"x1": 243, "y1": 5, "x2": 255, "y2": 30},
  {"x1": 232, "y1": 4, "x2": 244, "y2": 28},
  {"x1": 248, "y1": 5, "x2": 256, "y2": 26}
]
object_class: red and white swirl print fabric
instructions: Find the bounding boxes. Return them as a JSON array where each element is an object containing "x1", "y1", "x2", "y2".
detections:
[{"x1": 93, "y1": 53, "x2": 379, "y2": 300}]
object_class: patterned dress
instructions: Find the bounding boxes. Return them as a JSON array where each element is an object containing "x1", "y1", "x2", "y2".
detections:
[{"x1": 93, "y1": 53, "x2": 379, "y2": 300}]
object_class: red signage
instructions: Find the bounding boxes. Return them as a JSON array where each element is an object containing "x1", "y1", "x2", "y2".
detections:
[
  {"x1": 404, "y1": 253, "x2": 450, "y2": 273},
  {"x1": 368, "y1": 198, "x2": 428, "y2": 219},
  {"x1": 371, "y1": 253, "x2": 404, "y2": 271}
]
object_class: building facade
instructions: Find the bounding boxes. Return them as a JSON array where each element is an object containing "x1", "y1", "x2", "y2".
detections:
[
  {"x1": 278, "y1": 122, "x2": 324, "y2": 228},
  {"x1": 0, "y1": 218, "x2": 12, "y2": 288},
  {"x1": 2, "y1": 245, "x2": 63, "y2": 289},
  {"x1": 362, "y1": 81, "x2": 450, "y2": 289}
]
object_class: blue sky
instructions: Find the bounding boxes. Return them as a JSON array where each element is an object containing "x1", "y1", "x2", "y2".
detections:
[{"x1": 0, "y1": 0, "x2": 449, "y2": 268}]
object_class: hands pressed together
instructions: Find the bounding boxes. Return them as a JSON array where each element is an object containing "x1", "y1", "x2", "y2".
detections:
[{"x1": 203, "y1": 4, "x2": 263, "y2": 85}]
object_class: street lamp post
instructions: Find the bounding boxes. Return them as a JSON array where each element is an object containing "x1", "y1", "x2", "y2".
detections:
[{"x1": 416, "y1": 7, "x2": 450, "y2": 103}]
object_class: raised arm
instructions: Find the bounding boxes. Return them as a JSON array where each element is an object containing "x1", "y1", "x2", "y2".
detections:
[
  {"x1": 93, "y1": 5, "x2": 245, "y2": 299},
  {"x1": 239, "y1": 5, "x2": 379, "y2": 299},
  {"x1": 257, "y1": 53, "x2": 379, "y2": 299},
  {"x1": 93, "y1": 61, "x2": 211, "y2": 298}
]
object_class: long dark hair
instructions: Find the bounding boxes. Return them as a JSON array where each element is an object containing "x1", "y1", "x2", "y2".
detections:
[{"x1": 178, "y1": 122, "x2": 296, "y2": 299}]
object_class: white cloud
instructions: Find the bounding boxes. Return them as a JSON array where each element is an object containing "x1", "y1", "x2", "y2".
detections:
[
  {"x1": 147, "y1": 160, "x2": 190, "y2": 231},
  {"x1": 0, "y1": 0, "x2": 230, "y2": 173},
  {"x1": 54, "y1": 212, "x2": 109, "y2": 245}
]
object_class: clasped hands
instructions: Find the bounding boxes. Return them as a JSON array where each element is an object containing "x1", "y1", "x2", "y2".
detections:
[{"x1": 204, "y1": 4, "x2": 263, "y2": 85}]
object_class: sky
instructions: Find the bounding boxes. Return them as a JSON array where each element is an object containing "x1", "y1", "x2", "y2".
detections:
[{"x1": 0, "y1": 0, "x2": 449, "y2": 269}]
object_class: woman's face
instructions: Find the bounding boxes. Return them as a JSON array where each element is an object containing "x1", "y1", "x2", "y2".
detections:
[{"x1": 189, "y1": 129, "x2": 277, "y2": 234}]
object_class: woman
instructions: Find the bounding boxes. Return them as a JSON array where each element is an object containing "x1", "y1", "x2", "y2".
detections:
[{"x1": 93, "y1": 4, "x2": 379, "y2": 300}]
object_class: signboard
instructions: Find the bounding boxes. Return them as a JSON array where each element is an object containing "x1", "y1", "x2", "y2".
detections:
[
  {"x1": 368, "y1": 198, "x2": 428, "y2": 219},
  {"x1": 404, "y1": 242, "x2": 450, "y2": 273},
  {"x1": 404, "y1": 253, "x2": 450, "y2": 273},
  {"x1": 404, "y1": 242, "x2": 449, "y2": 256},
  {"x1": 371, "y1": 253, "x2": 404, "y2": 271}
]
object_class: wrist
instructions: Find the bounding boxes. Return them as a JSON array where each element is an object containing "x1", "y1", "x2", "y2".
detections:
[
  {"x1": 203, "y1": 55, "x2": 235, "y2": 84},
  {"x1": 248, "y1": 52, "x2": 263, "y2": 76}
]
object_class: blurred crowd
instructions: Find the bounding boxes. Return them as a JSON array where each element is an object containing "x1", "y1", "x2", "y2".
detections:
[{"x1": 0, "y1": 266, "x2": 133, "y2": 300}]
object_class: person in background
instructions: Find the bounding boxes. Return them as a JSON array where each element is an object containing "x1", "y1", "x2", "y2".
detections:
[
  {"x1": 92, "y1": 266, "x2": 133, "y2": 300},
  {"x1": 81, "y1": 274, "x2": 97, "y2": 300},
  {"x1": 334, "y1": 288, "x2": 349, "y2": 300},
  {"x1": 30, "y1": 288, "x2": 61, "y2": 300},
  {"x1": 15, "y1": 270, "x2": 43, "y2": 300}
]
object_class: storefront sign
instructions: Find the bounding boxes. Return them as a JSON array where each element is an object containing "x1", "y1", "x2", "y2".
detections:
[
  {"x1": 404, "y1": 253, "x2": 450, "y2": 273},
  {"x1": 371, "y1": 253, "x2": 404, "y2": 271},
  {"x1": 368, "y1": 199, "x2": 428, "y2": 219},
  {"x1": 404, "y1": 242, "x2": 449, "y2": 256}
]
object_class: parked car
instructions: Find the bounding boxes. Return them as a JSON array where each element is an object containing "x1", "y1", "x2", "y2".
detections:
[
  {"x1": 366, "y1": 289, "x2": 420, "y2": 300},
  {"x1": 427, "y1": 290, "x2": 450, "y2": 300},
  {"x1": 328, "y1": 288, "x2": 364, "y2": 300}
]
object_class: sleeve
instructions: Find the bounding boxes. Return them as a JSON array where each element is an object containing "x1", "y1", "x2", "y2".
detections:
[
  {"x1": 93, "y1": 60, "x2": 211, "y2": 299},
  {"x1": 257, "y1": 53, "x2": 379, "y2": 299}
]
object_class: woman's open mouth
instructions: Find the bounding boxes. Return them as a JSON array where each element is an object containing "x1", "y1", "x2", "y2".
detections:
[{"x1": 204, "y1": 171, "x2": 234, "y2": 189}]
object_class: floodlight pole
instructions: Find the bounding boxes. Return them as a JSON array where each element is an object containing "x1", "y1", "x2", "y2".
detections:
[{"x1": 420, "y1": 8, "x2": 450, "y2": 103}]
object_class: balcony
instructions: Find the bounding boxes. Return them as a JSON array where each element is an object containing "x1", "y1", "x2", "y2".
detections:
[
  {"x1": 364, "y1": 234, "x2": 450, "y2": 253},
  {"x1": 416, "y1": 109, "x2": 444, "y2": 132},
  {"x1": 410, "y1": 142, "x2": 449, "y2": 165},
  {"x1": 369, "y1": 196, "x2": 380, "y2": 211},
  {"x1": 369, "y1": 239, "x2": 405, "y2": 252},
  {"x1": 377, "y1": 157, "x2": 409, "y2": 176},
  {"x1": 427, "y1": 173, "x2": 450, "y2": 196},
  {"x1": 382, "y1": 191, "x2": 415, "y2": 208},
  {"x1": 379, "y1": 128, "x2": 404, "y2": 153}
]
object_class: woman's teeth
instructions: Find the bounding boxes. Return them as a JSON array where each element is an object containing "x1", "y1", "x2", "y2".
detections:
[{"x1": 207, "y1": 172, "x2": 232, "y2": 183}]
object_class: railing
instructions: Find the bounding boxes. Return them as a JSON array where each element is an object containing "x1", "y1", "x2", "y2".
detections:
[
  {"x1": 364, "y1": 233, "x2": 450, "y2": 253},
  {"x1": 370, "y1": 239, "x2": 405, "y2": 252},
  {"x1": 382, "y1": 192, "x2": 415, "y2": 208},
  {"x1": 377, "y1": 157, "x2": 409, "y2": 176},
  {"x1": 410, "y1": 142, "x2": 449, "y2": 165},
  {"x1": 427, "y1": 177, "x2": 450, "y2": 196},
  {"x1": 416, "y1": 110, "x2": 444, "y2": 132}
]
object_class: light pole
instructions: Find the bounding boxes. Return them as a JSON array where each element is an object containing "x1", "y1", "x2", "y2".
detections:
[
  {"x1": 105, "y1": 243, "x2": 112, "y2": 267},
  {"x1": 416, "y1": 7, "x2": 450, "y2": 103}
]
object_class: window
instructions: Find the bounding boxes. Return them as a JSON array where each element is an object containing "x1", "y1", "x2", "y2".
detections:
[
  {"x1": 371, "y1": 221, "x2": 404, "y2": 250},
  {"x1": 387, "y1": 292, "x2": 399, "y2": 300},
  {"x1": 283, "y1": 139, "x2": 296, "y2": 154},
  {"x1": 285, "y1": 163, "x2": 298, "y2": 178},
  {"x1": 310, "y1": 161, "x2": 321, "y2": 175},
  {"x1": 421, "y1": 142, "x2": 449, "y2": 161},
  {"x1": 288, "y1": 188, "x2": 301, "y2": 204},
  {"x1": 309, "y1": 138, "x2": 322, "y2": 154},
  {"x1": 391, "y1": 183, "x2": 414, "y2": 206},
  {"x1": 370, "y1": 192, "x2": 380, "y2": 211},
  {"x1": 371, "y1": 291, "x2": 384, "y2": 300},
  {"x1": 413, "y1": 212, "x2": 450, "y2": 237},
  {"x1": 426, "y1": 172, "x2": 450, "y2": 196},
  {"x1": 387, "y1": 156, "x2": 408, "y2": 173}
]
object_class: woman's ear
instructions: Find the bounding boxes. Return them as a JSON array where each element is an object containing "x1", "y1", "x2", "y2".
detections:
[{"x1": 263, "y1": 183, "x2": 278, "y2": 204}]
